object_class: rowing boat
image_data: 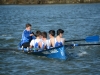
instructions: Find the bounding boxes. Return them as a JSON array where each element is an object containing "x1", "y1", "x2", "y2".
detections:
[{"x1": 18, "y1": 46, "x2": 68, "y2": 60}]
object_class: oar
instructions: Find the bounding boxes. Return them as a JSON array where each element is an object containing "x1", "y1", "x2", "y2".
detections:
[
  {"x1": 65, "y1": 35, "x2": 99, "y2": 42},
  {"x1": 0, "y1": 48, "x2": 18, "y2": 51},
  {"x1": 65, "y1": 43, "x2": 100, "y2": 47},
  {"x1": 73, "y1": 43, "x2": 100, "y2": 46}
]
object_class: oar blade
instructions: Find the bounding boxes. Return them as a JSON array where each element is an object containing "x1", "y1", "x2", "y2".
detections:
[{"x1": 85, "y1": 35, "x2": 99, "y2": 42}]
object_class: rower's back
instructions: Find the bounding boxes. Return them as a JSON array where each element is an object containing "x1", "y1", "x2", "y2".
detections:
[
  {"x1": 30, "y1": 30, "x2": 42, "y2": 49},
  {"x1": 55, "y1": 29, "x2": 65, "y2": 47},
  {"x1": 41, "y1": 32, "x2": 50, "y2": 49},
  {"x1": 49, "y1": 30, "x2": 56, "y2": 48}
]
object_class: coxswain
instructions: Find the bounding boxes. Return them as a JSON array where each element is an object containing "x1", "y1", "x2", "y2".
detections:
[{"x1": 19, "y1": 23, "x2": 36, "y2": 48}]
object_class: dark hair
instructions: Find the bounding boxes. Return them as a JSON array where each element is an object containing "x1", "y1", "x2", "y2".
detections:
[
  {"x1": 42, "y1": 32, "x2": 47, "y2": 38},
  {"x1": 36, "y1": 30, "x2": 41, "y2": 37},
  {"x1": 57, "y1": 29, "x2": 64, "y2": 35},
  {"x1": 49, "y1": 30, "x2": 55, "y2": 36},
  {"x1": 26, "y1": 23, "x2": 31, "y2": 28}
]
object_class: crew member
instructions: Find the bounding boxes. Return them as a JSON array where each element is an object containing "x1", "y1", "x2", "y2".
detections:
[{"x1": 19, "y1": 23, "x2": 35, "y2": 48}]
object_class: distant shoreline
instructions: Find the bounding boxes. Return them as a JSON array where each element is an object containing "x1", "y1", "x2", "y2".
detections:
[
  {"x1": 0, "y1": 2, "x2": 100, "y2": 5},
  {"x1": 0, "y1": 0, "x2": 100, "y2": 5}
]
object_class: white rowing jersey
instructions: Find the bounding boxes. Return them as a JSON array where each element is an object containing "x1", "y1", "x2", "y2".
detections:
[
  {"x1": 41, "y1": 39, "x2": 50, "y2": 49},
  {"x1": 55, "y1": 38, "x2": 63, "y2": 47},
  {"x1": 30, "y1": 39, "x2": 41, "y2": 48}
]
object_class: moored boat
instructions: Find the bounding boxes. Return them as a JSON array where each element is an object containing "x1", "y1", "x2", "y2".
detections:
[{"x1": 18, "y1": 46, "x2": 68, "y2": 60}]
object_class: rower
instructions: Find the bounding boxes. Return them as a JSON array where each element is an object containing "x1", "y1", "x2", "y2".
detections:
[
  {"x1": 19, "y1": 23, "x2": 36, "y2": 48},
  {"x1": 55, "y1": 29, "x2": 65, "y2": 47},
  {"x1": 41, "y1": 31, "x2": 50, "y2": 49},
  {"x1": 30, "y1": 30, "x2": 42, "y2": 51},
  {"x1": 48, "y1": 30, "x2": 55, "y2": 48}
]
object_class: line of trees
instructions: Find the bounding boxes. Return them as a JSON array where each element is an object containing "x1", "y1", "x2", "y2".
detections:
[{"x1": 0, "y1": 0, "x2": 100, "y2": 4}]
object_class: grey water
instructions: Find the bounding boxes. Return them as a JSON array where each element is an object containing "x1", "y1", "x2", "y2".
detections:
[{"x1": 0, "y1": 3, "x2": 100, "y2": 75}]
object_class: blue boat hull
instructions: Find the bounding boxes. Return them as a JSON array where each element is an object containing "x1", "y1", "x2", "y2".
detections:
[{"x1": 18, "y1": 46, "x2": 68, "y2": 60}]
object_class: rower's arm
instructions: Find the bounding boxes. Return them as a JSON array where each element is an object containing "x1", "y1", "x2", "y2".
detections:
[
  {"x1": 30, "y1": 45, "x2": 33, "y2": 48},
  {"x1": 63, "y1": 38, "x2": 65, "y2": 45},
  {"x1": 30, "y1": 40, "x2": 34, "y2": 48},
  {"x1": 49, "y1": 39, "x2": 52, "y2": 47},
  {"x1": 38, "y1": 41, "x2": 42, "y2": 48},
  {"x1": 24, "y1": 30, "x2": 32, "y2": 38}
]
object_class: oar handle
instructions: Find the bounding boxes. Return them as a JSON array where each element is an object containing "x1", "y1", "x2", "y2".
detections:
[{"x1": 65, "y1": 39, "x2": 85, "y2": 42}]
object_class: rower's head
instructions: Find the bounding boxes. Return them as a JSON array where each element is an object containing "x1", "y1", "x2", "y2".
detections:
[
  {"x1": 57, "y1": 29, "x2": 64, "y2": 37},
  {"x1": 26, "y1": 23, "x2": 31, "y2": 31},
  {"x1": 41, "y1": 32, "x2": 47, "y2": 39},
  {"x1": 49, "y1": 30, "x2": 55, "y2": 38},
  {"x1": 36, "y1": 30, "x2": 42, "y2": 38}
]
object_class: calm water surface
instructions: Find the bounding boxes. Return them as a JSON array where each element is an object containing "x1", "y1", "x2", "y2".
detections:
[{"x1": 0, "y1": 3, "x2": 100, "y2": 75}]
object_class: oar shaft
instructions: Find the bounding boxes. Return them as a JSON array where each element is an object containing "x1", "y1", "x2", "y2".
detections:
[
  {"x1": 65, "y1": 39, "x2": 85, "y2": 42},
  {"x1": 65, "y1": 43, "x2": 100, "y2": 47},
  {"x1": 76, "y1": 43, "x2": 100, "y2": 46},
  {"x1": 0, "y1": 48, "x2": 18, "y2": 51}
]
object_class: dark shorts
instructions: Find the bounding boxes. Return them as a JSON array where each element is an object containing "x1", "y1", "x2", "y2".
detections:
[{"x1": 22, "y1": 42, "x2": 30, "y2": 48}]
